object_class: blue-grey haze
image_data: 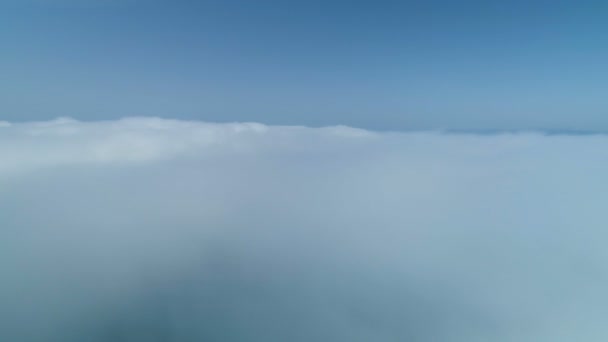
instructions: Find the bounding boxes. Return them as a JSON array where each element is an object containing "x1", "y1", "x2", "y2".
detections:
[{"x1": 3, "y1": 118, "x2": 608, "y2": 341}]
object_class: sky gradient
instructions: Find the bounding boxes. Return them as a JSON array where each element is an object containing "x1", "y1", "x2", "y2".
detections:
[{"x1": 2, "y1": 0, "x2": 607, "y2": 131}]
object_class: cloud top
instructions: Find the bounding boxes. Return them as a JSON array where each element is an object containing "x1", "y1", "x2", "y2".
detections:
[
  {"x1": 0, "y1": 117, "x2": 372, "y2": 177},
  {"x1": 2, "y1": 118, "x2": 608, "y2": 341}
]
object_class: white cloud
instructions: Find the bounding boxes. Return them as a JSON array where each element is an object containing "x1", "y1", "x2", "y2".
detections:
[
  {"x1": 0, "y1": 117, "x2": 372, "y2": 177},
  {"x1": 2, "y1": 118, "x2": 608, "y2": 341}
]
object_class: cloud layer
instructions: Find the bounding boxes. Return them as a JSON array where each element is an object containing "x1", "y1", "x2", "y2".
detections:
[{"x1": 2, "y1": 118, "x2": 608, "y2": 341}]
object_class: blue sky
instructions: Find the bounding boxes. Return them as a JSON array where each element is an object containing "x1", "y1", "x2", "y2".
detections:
[{"x1": 2, "y1": 0, "x2": 607, "y2": 131}]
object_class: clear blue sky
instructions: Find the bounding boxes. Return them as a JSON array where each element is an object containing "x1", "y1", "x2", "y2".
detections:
[{"x1": 2, "y1": 0, "x2": 607, "y2": 131}]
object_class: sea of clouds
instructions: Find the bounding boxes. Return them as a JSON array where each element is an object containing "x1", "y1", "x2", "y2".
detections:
[{"x1": 2, "y1": 117, "x2": 608, "y2": 341}]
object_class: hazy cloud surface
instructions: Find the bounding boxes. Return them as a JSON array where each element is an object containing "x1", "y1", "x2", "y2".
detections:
[{"x1": 2, "y1": 118, "x2": 608, "y2": 341}]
